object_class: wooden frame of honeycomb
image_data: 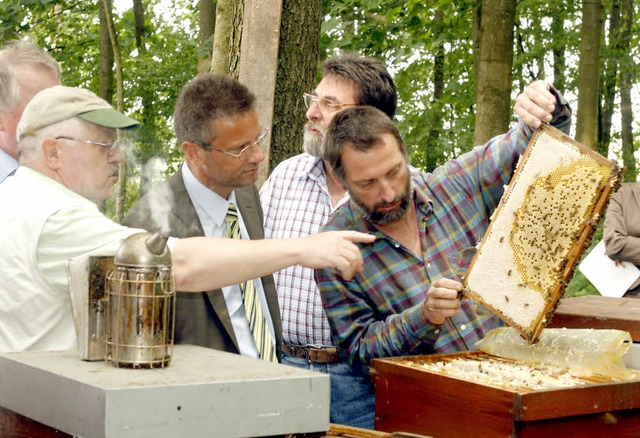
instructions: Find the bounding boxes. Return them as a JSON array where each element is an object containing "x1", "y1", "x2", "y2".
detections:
[{"x1": 464, "y1": 124, "x2": 623, "y2": 343}]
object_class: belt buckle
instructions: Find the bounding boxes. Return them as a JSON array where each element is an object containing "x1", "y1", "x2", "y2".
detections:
[{"x1": 306, "y1": 344, "x2": 323, "y2": 364}]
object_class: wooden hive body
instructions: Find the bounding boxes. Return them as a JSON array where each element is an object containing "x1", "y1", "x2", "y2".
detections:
[{"x1": 373, "y1": 353, "x2": 640, "y2": 437}]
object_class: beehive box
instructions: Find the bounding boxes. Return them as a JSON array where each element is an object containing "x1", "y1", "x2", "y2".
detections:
[
  {"x1": 464, "y1": 124, "x2": 623, "y2": 342},
  {"x1": 372, "y1": 352, "x2": 640, "y2": 438}
]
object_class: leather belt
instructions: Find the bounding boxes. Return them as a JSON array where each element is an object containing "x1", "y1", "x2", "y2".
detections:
[{"x1": 281, "y1": 343, "x2": 340, "y2": 364}]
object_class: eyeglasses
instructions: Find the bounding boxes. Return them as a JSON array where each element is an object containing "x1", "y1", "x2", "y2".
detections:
[
  {"x1": 303, "y1": 93, "x2": 357, "y2": 112},
  {"x1": 55, "y1": 136, "x2": 122, "y2": 155},
  {"x1": 194, "y1": 127, "x2": 270, "y2": 159}
]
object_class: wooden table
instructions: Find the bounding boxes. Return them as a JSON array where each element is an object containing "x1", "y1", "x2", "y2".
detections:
[{"x1": 547, "y1": 295, "x2": 640, "y2": 340}]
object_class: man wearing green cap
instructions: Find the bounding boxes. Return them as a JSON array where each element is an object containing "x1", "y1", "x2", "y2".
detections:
[{"x1": 0, "y1": 85, "x2": 374, "y2": 353}]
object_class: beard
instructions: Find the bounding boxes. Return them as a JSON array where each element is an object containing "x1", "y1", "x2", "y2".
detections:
[
  {"x1": 302, "y1": 121, "x2": 325, "y2": 158},
  {"x1": 351, "y1": 172, "x2": 413, "y2": 225}
]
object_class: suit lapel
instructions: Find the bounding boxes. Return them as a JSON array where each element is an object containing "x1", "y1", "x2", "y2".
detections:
[
  {"x1": 236, "y1": 187, "x2": 263, "y2": 239},
  {"x1": 236, "y1": 186, "x2": 283, "y2": 349}
]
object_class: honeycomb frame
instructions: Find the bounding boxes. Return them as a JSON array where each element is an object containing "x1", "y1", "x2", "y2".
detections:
[{"x1": 464, "y1": 124, "x2": 623, "y2": 343}]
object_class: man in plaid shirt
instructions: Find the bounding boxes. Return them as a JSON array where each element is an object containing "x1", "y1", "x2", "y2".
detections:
[
  {"x1": 260, "y1": 54, "x2": 396, "y2": 429},
  {"x1": 315, "y1": 81, "x2": 571, "y2": 422}
]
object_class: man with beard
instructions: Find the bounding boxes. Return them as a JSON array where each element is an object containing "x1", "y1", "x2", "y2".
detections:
[
  {"x1": 316, "y1": 83, "x2": 572, "y2": 421},
  {"x1": 259, "y1": 54, "x2": 396, "y2": 429}
]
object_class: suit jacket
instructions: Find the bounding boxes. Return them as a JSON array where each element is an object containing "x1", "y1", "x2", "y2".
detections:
[{"x1": 122, "y1": 166, "x2": 282, "y2": 358}]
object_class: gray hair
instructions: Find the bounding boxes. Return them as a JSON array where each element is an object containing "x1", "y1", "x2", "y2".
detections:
[
  {"x1": 322, "y1": 53, "x2": 397, "y2": 119},
  {"x1": 19, "y1": 118, "x2": 89, "y2": 164},
  {"x1": 0, "y1": 40, "x2": 61, "y2": 112}
]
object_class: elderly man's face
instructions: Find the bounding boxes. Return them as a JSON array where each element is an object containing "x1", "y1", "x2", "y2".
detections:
[
  {"x1": 0, "y1": 65, "x2": 60, "y2": 158},
  {"x1": 54, "y1": 124, "x2": 124, "y2": 204},
  {"x1": 303, "y1": 75, "x2": 359, "y2": 158}
]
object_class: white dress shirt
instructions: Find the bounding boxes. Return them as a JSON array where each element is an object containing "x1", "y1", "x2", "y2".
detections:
[{"x1": 181, "y1": 163, "x2": 275, "y2": 359}]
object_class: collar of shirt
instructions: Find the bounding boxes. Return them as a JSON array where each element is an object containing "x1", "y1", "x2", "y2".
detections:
[
  {"x1": 287, "y1": 153, "x2": 332, "y2": 185},
  {"x1": 302, "y1": 154, "x2": 325, "y2": 181},
  {"x1": 181, "y1": 162, "x2": 237, "y2": 231},
  {"x1": 0, "y1": 149, "x2": 19, "y2": 183},
  {"x1": 181, "y1": 163, "x2": 268, "y2": 358},
  {"x1": 287, "y1": 153, "x2": 350, "y2": 211},
  {"x1": 310, "y1": 155, "x2": 351, "y2": 207},
  {"x1": 284, "y1": 153, "x2": 328, "y2": 188}
]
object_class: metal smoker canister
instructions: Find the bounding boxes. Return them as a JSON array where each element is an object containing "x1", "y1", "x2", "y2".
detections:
[{"x1": 106, "y1": 232, "x2": 176, "y2": 368}]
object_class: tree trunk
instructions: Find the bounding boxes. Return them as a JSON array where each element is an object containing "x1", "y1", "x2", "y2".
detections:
[
  {"x1": 473, "y1": 0, "x2": 516, "y2": 146},
  {"x1": 198, "y1": 0, "x2": 216, "y2": 73},
  {"x1": 100, "y1": 0, "x2": 126, "y2": 222},
  {"x1": 619, "y1": 0, "x2": 634, "y2": 181},
  {"x1": 597, "y1": 0, "x2": 620, "y2": 157},
  {"x1": 98, "y1": 0, "x2": 114, "y2": 103},
  {"x1": 132, "y1": 0, "x2": 157, "y2": 199},
  {"x1": 133, "y1": 0, "x2": 145, "y2": 48},
  {"x1": 210, "y1": 0, "x2": 243, "y2": 78},
  {"x1": 424, "y1": 9, "x2": 445, "y2": 172},
  {"x1": 267, "y1": 0, "x2": 323, "y2": 174},
  {"x1": 575, "y1": 0, "x2": 604, "y2": 149},
  {"x1": 550, "y1": 4, "x2": 567, "y2": 94}
]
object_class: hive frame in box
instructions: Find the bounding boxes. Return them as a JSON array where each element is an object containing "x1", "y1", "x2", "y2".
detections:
[
  {"x1": 464, "y1": 123, "x2": 622, "y2": 343},
  {"x1": 373, "y1": 352, "x2": 640, "y2": 437}
]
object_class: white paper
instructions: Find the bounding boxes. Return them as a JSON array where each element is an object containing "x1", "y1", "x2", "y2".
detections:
[{"x1": 578, "y1": 240, "x2": 640, "y2": 297}]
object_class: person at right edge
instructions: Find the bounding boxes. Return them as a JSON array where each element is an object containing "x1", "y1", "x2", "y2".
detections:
[
  {"x1": 315, "y1": 80, "x2": 572, "y2": 427},
  {"x1": 604, "y1": 182, "x2": 640, "y2": 298}
]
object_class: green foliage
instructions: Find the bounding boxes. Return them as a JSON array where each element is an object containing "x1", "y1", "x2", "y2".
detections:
[
  {"x1": 0, "y1": 0, "x2": 60, "y2": 41},
  {"x1": 319, "y1": 0, "x2": 616, "y2": 172},
  {"x1": 320, "y1": 0, "x2": 480, "y2": 172},
  {"x1": 4, "y1": 0, "x2": 639, "y2": 203},
  {"x1": 118, "y1": 3, "x2": 198, "y2": 167}
]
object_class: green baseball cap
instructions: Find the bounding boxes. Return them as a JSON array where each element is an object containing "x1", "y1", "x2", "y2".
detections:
[{"x1": 17, "y1": 85, "x2": 140, "y2": 139}]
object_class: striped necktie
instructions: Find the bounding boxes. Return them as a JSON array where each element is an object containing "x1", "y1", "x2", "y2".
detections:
[{"x1": 225, "y1": 203, "x2": 277, "y2": 363}]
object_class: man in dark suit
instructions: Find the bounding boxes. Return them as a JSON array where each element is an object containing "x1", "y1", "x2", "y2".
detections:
[{"x1": 124, "y1": 74, "x2": 281, "y2": 361}]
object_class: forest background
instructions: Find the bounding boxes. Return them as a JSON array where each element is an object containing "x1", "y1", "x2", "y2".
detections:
[{"x1": 1, "y1": 0, "x2": 639, "y2": 297}]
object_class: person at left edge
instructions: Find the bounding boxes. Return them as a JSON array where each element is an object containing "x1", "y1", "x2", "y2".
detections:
[{"x1": 0, "y1": 40, "x2": 61, "y2": 183}]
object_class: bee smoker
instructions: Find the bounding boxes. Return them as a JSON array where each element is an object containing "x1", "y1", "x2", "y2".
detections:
[{"x1": 106, "y1": 232, "x2": 176, "y2": 368}]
